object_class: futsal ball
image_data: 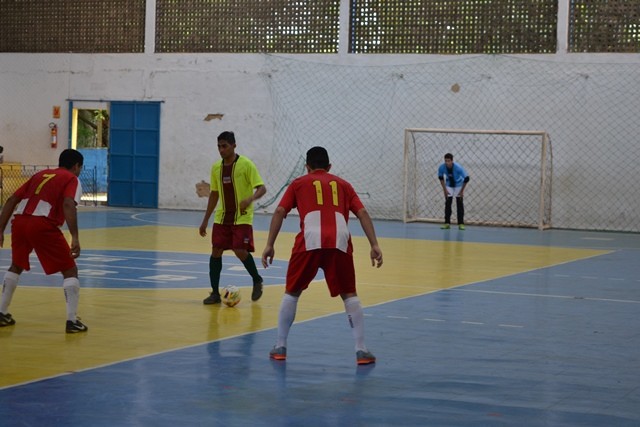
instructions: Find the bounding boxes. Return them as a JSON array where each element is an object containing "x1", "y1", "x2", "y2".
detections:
[{"x1": 221, "y1": 285, "x2": 241, "y2": 307}]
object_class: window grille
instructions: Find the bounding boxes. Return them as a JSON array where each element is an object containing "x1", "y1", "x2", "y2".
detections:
[
  {"x1": 569, "y1": 0, "x2": 640, "y2": 53},
  {"x1": 0, "y1": 0, "x2": 145, "y2": 53},
  {"x1": 155, "y1": 0, "x2": 340, "y2": 53},
  {"x1": 349, "y1": 0, "x2": 557, "y2": 54}
]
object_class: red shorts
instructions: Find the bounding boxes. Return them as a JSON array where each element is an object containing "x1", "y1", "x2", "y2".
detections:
[
  {"x1": 211, "y1": 223, "x2": 255, "y2": 252},
  {"x1": 11, "y1": 215, "x2": 76, "y2": 275},
  {"x1": 286, "y1": 249, "x2": 356, "y2": 297}
]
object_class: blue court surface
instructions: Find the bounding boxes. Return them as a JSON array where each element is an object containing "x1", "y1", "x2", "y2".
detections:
[{"x1": 1, "y1": 208, "x2": 639, "y2": 426}]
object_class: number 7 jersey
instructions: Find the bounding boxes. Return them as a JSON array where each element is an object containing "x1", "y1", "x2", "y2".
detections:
[
  {"x1": 13, "y1": 167, "x2": 82, "y2": 227},
  {"x1": 278, "y1": 169, "x2": 365, "y2": 254}
]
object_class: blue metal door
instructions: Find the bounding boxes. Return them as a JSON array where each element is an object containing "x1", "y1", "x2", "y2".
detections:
[{"x1": 108, "y1": 101, "x2": 161, "y2": 207}]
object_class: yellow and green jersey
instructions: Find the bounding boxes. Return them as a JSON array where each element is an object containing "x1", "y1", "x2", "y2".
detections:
[{"x1": 210, "y1": 155, "x2": 264, "y2": 225}]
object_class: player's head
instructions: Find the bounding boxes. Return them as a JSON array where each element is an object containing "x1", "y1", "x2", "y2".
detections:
[
  {"x1": 444, "y1": 152, "x2": 454, "y2": 167},
  {"x1": 59, "y1": 149, "x2": 84, "y2": 174},
  {"x1": 217, "y1": 131, "x2": 237, "y2": 160},
  {"x1": 218, "y1": 131, "x2": 236, "y2": 146},
  {"x1": 306, "y1": 146, "x2": 330, "y2": 171}
]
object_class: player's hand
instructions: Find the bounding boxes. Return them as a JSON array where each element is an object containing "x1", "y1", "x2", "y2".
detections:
[
  {"x1": 261, "y1": 246, "x2": 274, "y2": 268},
  {"x1": 239, "y1": 197, "x2": 252, "y2": 211},
  {"x1": 370, "y1": 245, "x2": 383, "y2": 268},
  {"x1": 0, "y1": 234, "x2": 4, "y2": 248},
  {"x1": 198, "y1": 222, "x2": 208, "y2": 237},
  {"x1": 70, "y1": 239, "x2": 81, "y2": 259}
]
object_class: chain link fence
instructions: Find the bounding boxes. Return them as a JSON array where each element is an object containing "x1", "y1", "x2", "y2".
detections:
[
  {"x1": 261, "y1": 54, "x2": 640, "y2": 232},
  {"x1": 0, "y1": 164, "x2": 101, "y2": 207}
]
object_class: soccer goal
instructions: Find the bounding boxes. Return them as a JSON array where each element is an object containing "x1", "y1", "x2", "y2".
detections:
[{"x1": 403, "y1": 128, "x2": 552, "y2": 230}]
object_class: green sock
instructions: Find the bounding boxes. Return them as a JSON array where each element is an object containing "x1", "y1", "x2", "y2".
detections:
[
  {"x1": 209, "y1": 256, "x2": 222, "y2": 294},
  {"x1": 242, "y1": 255, "x2": 262, "y2": 283}
]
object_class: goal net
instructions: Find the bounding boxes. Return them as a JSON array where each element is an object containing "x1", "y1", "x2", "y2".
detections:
[{"x1": 403, "y1": 129, "x2": 552, "y2": 229}]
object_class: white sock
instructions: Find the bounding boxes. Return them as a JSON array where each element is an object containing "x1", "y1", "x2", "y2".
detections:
[
  {"x1": 344, "y1": 296, "x2": 367, "y2": 352},
  {"x1": 1, "y1": 271, "x2": 19, "y2": 314},
  {"x1": 276, "y1": 294, "x2": 298, "y2": 348},
  {"x1": 63, "y1": 277, "x2": 80, "y2": 321}
]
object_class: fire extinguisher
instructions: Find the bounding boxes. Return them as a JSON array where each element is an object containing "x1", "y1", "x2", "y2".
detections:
[{"x1": 49, "y1": 122, "x2": 58, "y2": 148}]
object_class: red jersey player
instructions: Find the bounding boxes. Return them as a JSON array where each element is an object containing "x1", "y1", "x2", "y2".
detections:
[
  {"x1": 262, "y1": 146, "x2": 383, "y2": 365},
  {"x1": 0, "y1": 149, "x2": 88, "y2": 333}
]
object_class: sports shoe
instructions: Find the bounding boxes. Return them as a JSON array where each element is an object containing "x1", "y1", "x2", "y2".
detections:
[
  {"x1": 203, "y1": 292, "x2": 221, "y2": 304},
  {"x1": 66, "y1": 319, "x2": 88, "y2": 334},
  {"x1": 269, "y1": 346, "x2": 287, "y2": 361},
  {"x1": 0, "y1": 312, "x2": 16, "y2": 327},
  {"x1": 458, "y1": 224, "x2": 466, "y2": 230},
  {"x1": 440, "y1": 224, "x2": 450, "y2": 230},
  {"x1": 251, "y1": 280, "x2": 263, "y2": 301},
  {"x1": 356, "y1": 350, "x2": 376, "y2": 365}
]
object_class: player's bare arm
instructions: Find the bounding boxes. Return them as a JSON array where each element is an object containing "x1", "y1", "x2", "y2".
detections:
[
  {"x1": 261, "y1": 206, "x2": 286, "y2": 268},
  {"x1": 439, "y1": 177, "x2": 448, "y2": 197},
  {"x1": 239, "y1": 184, "x2": 266, "y2": 211},
  {"x1": 459, "y1": 181, "x2": 468, "y2": 197},
  {"x1": 199, "y1": 191, "x2": 219, "y2": 236},
  {"x1": 0, "y1": 194, "x2": 21, "y2": 248},
  {"x1": 355, "y1": 208, "x2": 383, "y2": 268},
  {"x1": 63, "y1": 197, "x2": 81, "y2": 258}
]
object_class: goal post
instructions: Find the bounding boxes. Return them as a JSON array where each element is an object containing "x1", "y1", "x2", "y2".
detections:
[{"x1": 403, "y1": 128, "x2": 552, "y2": 230}]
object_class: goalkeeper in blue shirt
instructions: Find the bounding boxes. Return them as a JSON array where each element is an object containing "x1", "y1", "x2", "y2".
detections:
[{"x1": 437, "y1": 153, "x2": 470, "y2": 230}]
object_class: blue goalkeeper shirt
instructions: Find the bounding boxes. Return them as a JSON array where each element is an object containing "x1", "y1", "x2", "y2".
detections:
[{"x1": 438, "y1": 163, "x2": 469, "y2": 188}]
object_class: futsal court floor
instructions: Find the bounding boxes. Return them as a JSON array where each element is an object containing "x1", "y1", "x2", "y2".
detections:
[{"x1": 1, "y1": 207, "x2": 639, "y2": 426}]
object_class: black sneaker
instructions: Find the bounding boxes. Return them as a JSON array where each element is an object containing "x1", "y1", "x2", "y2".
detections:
[
  {"x1": 66, "y1": 319, "x2": 88, "y2": 334},
  {"x1": 0, "y1": 312, "x2": 16, "y2": 327},
  {"x1": 251, "y1": 280, "x2": 263, "y2": 301},
  {"x1": 203, "y1": 292, "x2": 221, "y2": 305}
]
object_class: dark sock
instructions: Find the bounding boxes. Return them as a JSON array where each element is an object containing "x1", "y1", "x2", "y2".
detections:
[
  {"x1": 209, "y1": 256, "x2": 222, "y2": 294},
  {"x1": 242, "y1": 255, "x2": 263, "y2": 283}
]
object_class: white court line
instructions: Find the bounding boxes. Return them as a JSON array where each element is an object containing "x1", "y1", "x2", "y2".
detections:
[
  {"x1": 454, "y1": 288, "x2": 640, "y2": 304},
  {"x1": 129, "y1": 211, "x2": 195, "y2": 227},
  {"x1": 582, "y1": 237, "x2": 614, "y2": 241},
  {"x1": 418, "y1": 317, "x2": 524, "y2": 328}
]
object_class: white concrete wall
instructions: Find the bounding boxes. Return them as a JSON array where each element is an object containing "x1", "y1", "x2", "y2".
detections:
[
  {"x1": 1, "y1": 0, "x2": 640, "y2": 231},
  {"x1": 0, "y1": 53, "x2": 277, "y2": 210},
  {"x1": 1, "y1": 51, "x2": 637, "y2": 214}
]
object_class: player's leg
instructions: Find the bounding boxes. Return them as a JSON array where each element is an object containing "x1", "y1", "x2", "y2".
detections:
[
  {"x1": 271, "y1": 293, "x2": 299, "y2": 360},
  {"x1": 204, "y1": 250, "x2": 223, "y2": 304},
  {"x1": 1, "y1": 216, "x2": 31, "y2": 326},
  {"x1": 231, "y1": 224, "x2": 263, "y2": 301},
  {"x1": 0, "y1": 266, "x2": 22, "y2": 327},
  {"x1": 234, "y1": 248, "x2": 263, "y2": 301},
  {"x1": 270, "y1": 251, "x2": 318, "y2": 360},
  {"x1": 33, "y1": 223, "x2": 87, "y2": 333},
  {"x1": 456, "y1": 196, "x2": 465, "y2": 229},
  {"x1": 61, "y1": 268, "x2": 87, "y2": 333},
  {"x1": 442, "y1": 187, "x2": 453, "y2": 229},
  {"x1": 326, "y1": 250, "x2": 376, "y2": 365},
  {"x1": 204, "y1": 223, "x2": 230, "y2": 304}
]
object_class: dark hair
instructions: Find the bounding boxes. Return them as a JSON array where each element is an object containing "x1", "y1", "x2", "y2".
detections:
[
  {"x1": 218, "y1": 131, "x2": 236, "y2": 145},
  {"x1": 444, "y1": 153, "x2": 453, "y2": 160},
  {"x1": 59, "y1": 149, "x2": 84, "y2": 169},
  {"x1": 306, "y1": 146, "x2": 330, "y2": 170}
]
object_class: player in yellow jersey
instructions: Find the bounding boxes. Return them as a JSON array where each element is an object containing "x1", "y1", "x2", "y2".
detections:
[{"x1": 199, "y1": 131, "x2": 266, "y2": 304}]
